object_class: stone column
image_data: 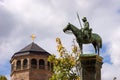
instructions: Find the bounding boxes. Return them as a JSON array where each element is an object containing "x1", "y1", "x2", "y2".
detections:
[
  {"x1": 14, "y1": 60, "x2": 17, "y2": 70},
  {"x1": 45, "y1": 59, "x2": 48, "y2": 70},
  {"x1": 21, "y1": 59, "x2": 23, "y2": 70},
  {"x1": 80, "y1": 54, "x2": 103, "y2": 80},
  {"x1": 37, "y1": 59, "x2": 39, "y2": 69},
  {"x1": 28, "y1": 58, "x2": 31, "y2": 69}
]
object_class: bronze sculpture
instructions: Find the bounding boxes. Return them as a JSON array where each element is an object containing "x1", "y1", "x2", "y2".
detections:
[{"x1": 63, "y1": 17, "x2": 102, "y2": 55}]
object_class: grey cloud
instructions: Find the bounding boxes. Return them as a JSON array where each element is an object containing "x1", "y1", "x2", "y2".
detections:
[{"x1": 0, "y1": 6, "x2": 16, "y2": 38}]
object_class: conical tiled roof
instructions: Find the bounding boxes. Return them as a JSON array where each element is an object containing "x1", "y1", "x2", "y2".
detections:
[
  {"x1": 12, "y1": 42, "x2": 51, "y2": 57},
  {"x1": 19, "y1": 42, "x2": 48, "y2": 53}
]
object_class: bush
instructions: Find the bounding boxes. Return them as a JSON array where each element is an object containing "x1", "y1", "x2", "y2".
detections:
[
  {"x1": 48, "y1": 38, "x2": 81, "y2": 80},
  {"x1": 0, "y1": 75, "x2": 7, "y2": 80}
]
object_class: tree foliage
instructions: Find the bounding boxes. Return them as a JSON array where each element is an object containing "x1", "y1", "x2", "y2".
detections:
[
  {"x1": 48, "y1": 38, "x2": 81, "y2": 80},
  {"x1": 0, "y1": 75, "x2": 7, "y2": 80}
]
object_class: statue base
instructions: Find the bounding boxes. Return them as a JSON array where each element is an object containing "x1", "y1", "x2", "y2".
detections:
[{"x1": 79, "y1": 54, "x2": 103, "y2": 80}]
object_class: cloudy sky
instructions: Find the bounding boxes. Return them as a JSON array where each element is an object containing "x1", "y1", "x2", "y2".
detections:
[{"x1": 0, "y1": 0, "x2": 120, "y2": 80}]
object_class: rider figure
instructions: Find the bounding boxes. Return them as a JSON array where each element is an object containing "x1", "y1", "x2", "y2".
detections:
[{"x1": 82, "y1": 17, "x2": 92, "y2": 40}]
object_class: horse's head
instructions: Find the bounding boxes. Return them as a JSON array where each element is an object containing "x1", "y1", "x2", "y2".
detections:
[{"x1": 63, "y1": 23, "x2": 71, "y2": 33}]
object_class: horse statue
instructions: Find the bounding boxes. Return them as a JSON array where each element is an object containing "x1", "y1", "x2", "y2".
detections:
[{"x1": 63, "y1": 23, "x2": 102, "y2": 55}]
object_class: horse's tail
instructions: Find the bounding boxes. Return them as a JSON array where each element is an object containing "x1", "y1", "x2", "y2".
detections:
[{"x1": 93, "y1": 33, "x2": 102, "y2": 48}]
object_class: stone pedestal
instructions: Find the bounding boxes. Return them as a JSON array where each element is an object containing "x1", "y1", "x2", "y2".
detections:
[{"x1": 80, "y1": 54, "x2": 103, "y2": 80}]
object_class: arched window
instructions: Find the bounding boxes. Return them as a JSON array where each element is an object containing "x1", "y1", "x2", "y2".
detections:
[
  {"x1": 39, "y1": 59, "x2": 45, "y2": 69},
  {"x1": 47, "y1": 62, "x2": 50, "y2": 70},
  {"x1": 23, "y1": 59, "x2": 28, "y2": 69},
  {"x1": 16, "y1": 60, "x2": 21, "y2": 70},
  {"x1": 31, "y1": 59, "x2": 37, "y2": 69}
]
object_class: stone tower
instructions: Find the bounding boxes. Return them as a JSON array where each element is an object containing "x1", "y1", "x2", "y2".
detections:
[{"x1": 10, "y1": 42, "x2": 53, "y2": 80}]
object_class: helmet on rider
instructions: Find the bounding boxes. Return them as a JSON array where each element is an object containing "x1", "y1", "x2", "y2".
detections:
[{"x1": 82, "y1": 17, "x2": 87, "y2": 22}]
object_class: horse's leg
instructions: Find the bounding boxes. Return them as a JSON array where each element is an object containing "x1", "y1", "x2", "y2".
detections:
[
  {"x1": 79, "y1": 43, "x2": 83, "y2": 54},
  {"x1": 95, "y1": 46, "x2": 97, "y2": 54},
  {"x1": 81, "y1": 44, "x2": 83, "y2": 54},
  {"x1": 98, "y1": 47, "x2": 99, "y2": 55},
  {"x1": 97, "y1": 45, "x2": 100, "y2": 55},
  {"x1": 77, "y1": 39, "x2": 83, "y2": 54},
  {"x1": 93, "y1": 43, "x2": 97, "y2": 54}
]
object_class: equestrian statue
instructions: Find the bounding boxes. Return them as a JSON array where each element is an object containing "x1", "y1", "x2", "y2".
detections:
[{"x1": 63, "y1": 17, "x2": 102, "y2": 55}]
